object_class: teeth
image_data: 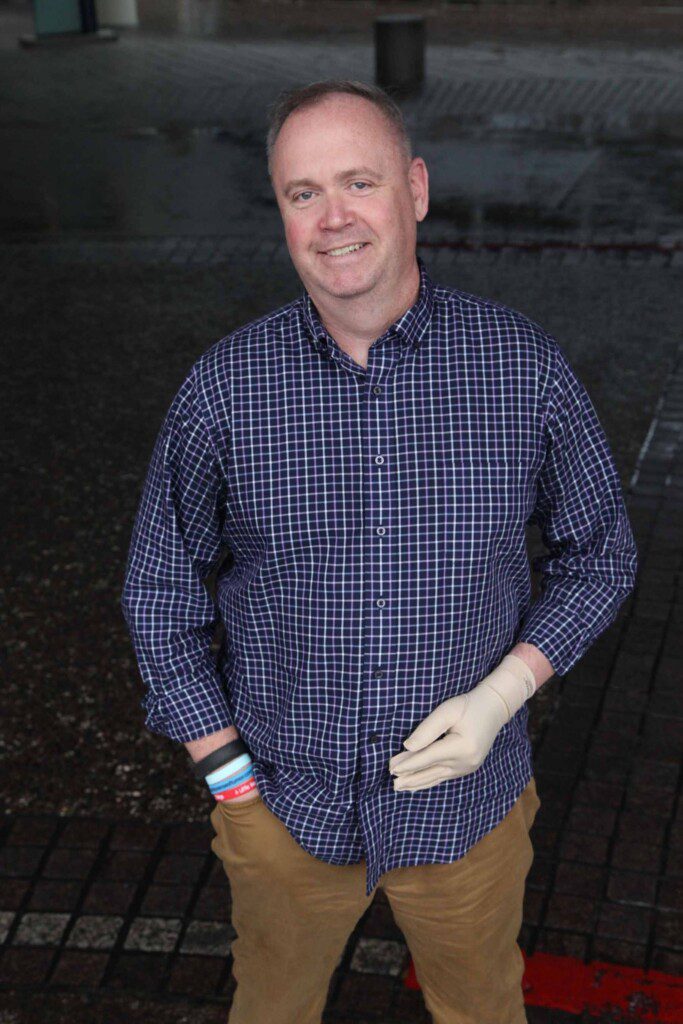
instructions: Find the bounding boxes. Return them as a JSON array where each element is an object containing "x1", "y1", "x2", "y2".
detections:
[{"x1": 326, "y1": 243, "x2": 365, "y2": 256}]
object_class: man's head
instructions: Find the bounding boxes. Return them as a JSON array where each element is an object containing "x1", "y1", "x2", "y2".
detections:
[{"x1": 266, "y1": 80, "x2": 428, "y2": 312}]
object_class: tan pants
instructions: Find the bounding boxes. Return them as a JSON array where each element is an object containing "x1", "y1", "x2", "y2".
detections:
[{"x1": 209, "y1": 776, "x2": 541, "y2": 1024}]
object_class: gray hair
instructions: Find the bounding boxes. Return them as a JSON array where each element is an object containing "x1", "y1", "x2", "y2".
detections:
[{"x1": 265, "y1": 79, "x2": 413, "y2": 180}]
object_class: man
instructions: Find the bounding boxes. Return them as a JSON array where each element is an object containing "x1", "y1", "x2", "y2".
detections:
[{"x1": 121, "y1": 80, "x2": 638, "y2": 1024}]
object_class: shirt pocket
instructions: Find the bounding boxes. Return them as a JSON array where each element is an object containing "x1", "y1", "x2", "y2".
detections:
[{"x1": 434, "y1": 456, "x2": 538, "y2": 562}]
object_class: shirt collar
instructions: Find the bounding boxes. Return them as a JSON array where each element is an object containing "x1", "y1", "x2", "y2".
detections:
[{"x1": 300, "y1": 254, "x2": 435, "y2": 358}]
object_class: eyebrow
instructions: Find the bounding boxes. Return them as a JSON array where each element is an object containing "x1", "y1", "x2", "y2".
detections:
[{"x1": 283, "y1": 166, "x2": 381, "y2": 196}]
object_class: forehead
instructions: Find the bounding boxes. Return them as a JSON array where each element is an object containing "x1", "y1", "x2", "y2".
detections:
[{"x1": 274, "y1": 95, "x2": 398, "y2": 170}]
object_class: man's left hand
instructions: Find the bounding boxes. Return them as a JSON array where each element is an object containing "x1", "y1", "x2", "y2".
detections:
[{"x1": 388, "y1": 654, "x2": 537, "y2": 792}]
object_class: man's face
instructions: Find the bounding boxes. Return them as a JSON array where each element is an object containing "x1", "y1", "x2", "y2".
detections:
[{"x1": 270, "y1": 94, "x2": 428, "y2": 306}]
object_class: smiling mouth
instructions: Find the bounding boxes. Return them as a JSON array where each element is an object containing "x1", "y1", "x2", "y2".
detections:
[{"x1": 320, "y1": 242, "x2": 369, "y2": 257}]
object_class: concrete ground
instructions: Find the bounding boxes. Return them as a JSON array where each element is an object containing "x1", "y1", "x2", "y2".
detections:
[{"x1": 1, "y1": 2, "x2": 682, "y2": 1021}]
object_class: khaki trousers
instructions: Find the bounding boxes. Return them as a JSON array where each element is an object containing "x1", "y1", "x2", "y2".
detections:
[{"x1": 209, "y1": 776, "x2": 541, "y2": 1024}]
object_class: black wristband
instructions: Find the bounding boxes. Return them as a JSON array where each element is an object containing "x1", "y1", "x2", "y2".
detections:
[{"x1": 190, "y1": 738, "x2": 250, "y2": 782}]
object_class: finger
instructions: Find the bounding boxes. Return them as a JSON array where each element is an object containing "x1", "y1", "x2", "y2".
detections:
[
  {"x1": 390, "y1": 737, "x2": 457, "y2": 776},
  {"x1": 393, "y1": 765, "x2": 452, "y2": 790}
]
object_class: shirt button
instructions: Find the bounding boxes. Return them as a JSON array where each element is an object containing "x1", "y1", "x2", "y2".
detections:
[
  {"x1": 374, "y1": 455, "x2": 385, "y2": 465},
  {"x1": 376, "y1": 598, "x2": 386, "y2": 608},
  {"x1": 372, "y1": 385, "x2": 382, "y2": 395},
  {"x1": 369, "y1": 733, "x2": 380, "y2": 744},
  {"x1": 372, "y1": 667, "x2": 384, "y2": 678},
  {"x1": 376, "y1": 526, "x2": 386, "y2": 536}
]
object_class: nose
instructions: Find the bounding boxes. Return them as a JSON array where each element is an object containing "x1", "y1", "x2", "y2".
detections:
[{"x1": 319, "y1": 192, "x2": 354, "y2": 233}]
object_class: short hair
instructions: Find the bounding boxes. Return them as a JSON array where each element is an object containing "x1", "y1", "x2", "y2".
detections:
[{"x1": 265, "y1": 79, "x2": 413, "y2": 181}]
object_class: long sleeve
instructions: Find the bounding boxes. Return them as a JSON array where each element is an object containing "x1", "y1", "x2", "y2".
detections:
[
  {"x1": 120, "y1": 367, "x2": 234, "y2": 743},
  {"x1": 516, "y1": 341, "x2": 638, "y2": 676}
]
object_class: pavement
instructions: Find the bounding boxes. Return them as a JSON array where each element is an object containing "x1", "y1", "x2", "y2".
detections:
[{"x1": 1, "y1": 2, "x2": 682, "y2": 1021}]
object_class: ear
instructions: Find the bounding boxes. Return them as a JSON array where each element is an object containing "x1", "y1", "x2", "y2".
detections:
[{"x1": 409, "y1": 157, "x2": 429, "y2": 222}]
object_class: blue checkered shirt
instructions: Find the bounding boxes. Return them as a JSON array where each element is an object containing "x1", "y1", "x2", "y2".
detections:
[{"x1": 121, "y1": 255, "x2": 637, "y2": 896}]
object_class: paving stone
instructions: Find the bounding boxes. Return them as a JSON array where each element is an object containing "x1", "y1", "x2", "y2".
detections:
[
  {"x1": 653, "y1": 655, "x2": 682, "y2": 691},
  {"x1": 105, "y1": 950, "x2": 169, "y2": 991},
  {"x1": 650, "y1": 947, "x2": 683, "y2": 973},
  {"x1": 108, "y1": 823, "x2": 161, "y2": 850},
  {"x1": 66, "y1": 914, "x2": 124, "y2": 950},
  {"x1": 81, "y1": 880, "x2": 137, "y2": 915},
  {"x1": 0, "y1": 845, "x2": 44, "y2": 878},
  {"x1": 0, "y1": 946, "x2": 54, "y2": 985},
  {"x1": 558, "y1": 831, "x2": 610, "y2": 865},
  {"x1": 58, "y1": 819, "x2": 109, "y2": 848},
  {"x1": 333, "y1": 972, "x2": 396, "y2": 1015},
  {"x1": 567, "y1": 804, "x2": 617, "y2": 838},
  {"x1": 192, "y1": 886, "x2": 232, "y2": 921},
  {"x1": 42, "y1": 847, "x2": 99, "y2": 880},
  {"x1": 97, "y1": 850, "x2": 152, "y2": 882},
  {"x1": 5, "y1": 818, "x2": 59, "y2": 847},
  {"x1": 349, "y1": 937, "x2": 406, "y2": 976},
  {"x1": 527, "y1": 857, "x2": 553, "y2": 892},
  {"x1": 152, "y1": 853, "x2": 205, "y2": 885},
  {"x1": 206, "y1": 861, "x2": 230, "y2": 887},
  {"x1": 180, "y1": 919, "x2": 235, "y2": 956},
  {"x1": 544, "y1": 894, "x2": 597, "y2": 932},
  {"x1": 28, "y1": 879, "x2": 83, "y2": 912},
  {"x1": 572, "y1": 779, "x2": 624, "y2": 809},
  {"x1": 616, "y1": 811, "x2": 668, "y2": 846},
  {"x1": 623, "y1": 784, "x2": 677, "y2": 818},
  {"x1": 167, "y1": 953, "x2": 225, "y2": 995},
  {"x1": 658, "y1": 876, "x2": 683, "y2": 912},
  {"x1": 123, "y1": 916, "x2": 182, "y2": 952},
  {"x1": 50, "y1": 950, "x2": 110, "y2": 987},
  {"x1": 0, "y1": 910, "x2": 15, "y2": 942},
  {"x1": 165, "y1": 822, "x2": 213, "y2": 852},
  {"x1": 590, "y1": 937, "x2": 648, "y2": 968},
  {"x1": 610, "y1": 839, "x2": 662, "y2": 872},
  {"x1": 583, "y1": 753, "x2": 631, "y2": 786},
  {"x1": 554, "y1": 862, "x2": 605, "y2": 899},
  {"x1": 664, "y1": 847, "x2": 683, "y2": 877},
  {"x1": 523, "y1": 888, "x2": 545, "y2": 926},
  {"x1": 534, "y1": 929, "x2": 589, "y2": 959},
  {"x1": 391, "y1": 983, "x2": 431, "y2": 1022},
  {"x1": 630, "y1": 757, "x2": 679, "y2": 786},
  {"x1": 13, "y1": 911, "x2": 71, "y2": 947},
  {"x1": 0, "y1": 878, "x2": 29, "y2": 909},
  {"x1": 360, "y1": 899, "x2": 404, "y2": 940},
  {"x1": 528, "y1": 827, "x2": 558, "y2": 857},
  {"x1": 596, "y1": 903, "x2": 654, "y2": 943},
  {"x1": 139, "y1": 883, "x2": 194, "y2": 916},
  {"x1": 606, "y1": 870, "x2": 657, "y2": 907}
]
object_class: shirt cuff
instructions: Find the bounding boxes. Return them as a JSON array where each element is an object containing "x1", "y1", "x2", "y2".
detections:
[
  {"x1": 515, "y1": 575, "x2": 631, "y2": 678},
  {"x1": 141, "y1": 675, "x2": 235, "y2": 743}
]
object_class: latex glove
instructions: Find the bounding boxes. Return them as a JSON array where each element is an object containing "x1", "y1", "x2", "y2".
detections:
[{"x1": 388, "y1": 654, "x2": 537, "y2": 792}]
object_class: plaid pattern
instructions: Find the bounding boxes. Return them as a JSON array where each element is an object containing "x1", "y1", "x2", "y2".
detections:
[{"x1": 121, "y1": 255, "x2": 637, "y2": 896}]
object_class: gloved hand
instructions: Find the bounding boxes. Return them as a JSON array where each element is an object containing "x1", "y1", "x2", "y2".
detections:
[{"x1": 388, "y1": 654, "x2": 537, "y2": 792}]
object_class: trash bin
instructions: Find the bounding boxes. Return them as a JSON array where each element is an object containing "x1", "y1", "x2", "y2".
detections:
[
  {"x1": 374, "y1": 14, "x2": 425, "y2": 97},
  {"x1": 95, "y1": 0, "x2": 138, "y2": 28}
]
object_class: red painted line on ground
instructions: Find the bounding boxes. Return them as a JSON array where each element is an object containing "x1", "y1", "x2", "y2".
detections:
[
  {"x1": 403, "y1": 951, "x2": 683, "y2": 1022},
  {"x1": 417, "y1": 240, "x2": 682, "y2": 255}
]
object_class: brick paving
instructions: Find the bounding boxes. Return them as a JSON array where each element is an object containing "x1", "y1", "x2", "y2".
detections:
[{"x1": 1, "y1": 329, "x2": 682, "y2": 1014}]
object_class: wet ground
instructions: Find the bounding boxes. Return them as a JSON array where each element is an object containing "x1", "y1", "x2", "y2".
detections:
[{"x1": 1, "y1": 2, "x2": 682, "y2": 1021}]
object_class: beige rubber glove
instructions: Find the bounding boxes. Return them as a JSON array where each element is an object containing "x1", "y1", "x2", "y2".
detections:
[{"x1": 388, "y1": 654, "x2": 537, "y2": 792}]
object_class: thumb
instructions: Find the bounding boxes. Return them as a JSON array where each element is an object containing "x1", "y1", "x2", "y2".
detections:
[{"x1": 403, "y1": 704, "x2": 452, "y2": 751}]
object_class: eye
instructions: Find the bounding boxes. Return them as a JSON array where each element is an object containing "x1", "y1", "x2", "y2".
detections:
[
  {"x1": 351, "y1": 181, "x2": 370, "y2": 191},
  {"x1": 293, "y1": 190, "x2": 314, "y2": 203}
]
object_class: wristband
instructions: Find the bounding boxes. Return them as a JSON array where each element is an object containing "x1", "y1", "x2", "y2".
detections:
[
  {"x1": 190, "y1": 738, "x2": 250, "y2": 782},
  {"x1": 206, "y1": 753, "x2": 258, "y2": 801}
]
